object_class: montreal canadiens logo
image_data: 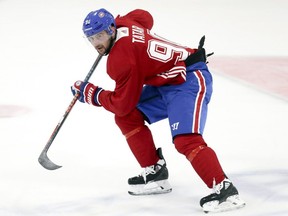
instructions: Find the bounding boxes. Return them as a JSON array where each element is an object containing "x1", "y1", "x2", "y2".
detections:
[
  {"x1": 98, "y1": 11, "x2": 105, "y2": 18},
  {"x1": 75, "y1": 81, "x2": 82, "y2": 86}
]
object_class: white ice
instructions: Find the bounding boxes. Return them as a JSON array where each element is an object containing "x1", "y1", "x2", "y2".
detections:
[{"x1": 0, "y1": 0, "x2": 287, "y2": 215}]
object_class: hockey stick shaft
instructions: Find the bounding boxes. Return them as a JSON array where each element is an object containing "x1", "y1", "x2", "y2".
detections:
[{"x1": 38, "y1": 54, "x2": 103, "y2": 170}]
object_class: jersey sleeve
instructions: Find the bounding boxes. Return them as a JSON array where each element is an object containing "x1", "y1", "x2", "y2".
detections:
[{"x1": 98, "y1": 56, "x2": 144, "y2": 117}]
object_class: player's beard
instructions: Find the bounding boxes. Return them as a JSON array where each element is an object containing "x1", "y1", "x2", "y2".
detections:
[{"x1": 103, "y1": 32, "x2": 116, "y2": 56}]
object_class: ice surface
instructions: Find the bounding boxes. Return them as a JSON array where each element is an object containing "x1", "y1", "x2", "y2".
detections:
[{"x1": 0, "y1": 0, "x2": 287, "y2": 215}]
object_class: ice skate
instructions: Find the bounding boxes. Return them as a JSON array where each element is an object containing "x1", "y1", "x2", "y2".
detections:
[
  {"x1": 128, "y1": 148, "x2": 172, "y2": 195},
  {"x1": 200, "y1": 178, "x2": 245, "y2": 213}
]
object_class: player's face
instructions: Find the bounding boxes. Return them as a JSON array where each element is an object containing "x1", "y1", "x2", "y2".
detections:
[{"x1": 88, "y1": 30, "x2": 112, "y2": 55}]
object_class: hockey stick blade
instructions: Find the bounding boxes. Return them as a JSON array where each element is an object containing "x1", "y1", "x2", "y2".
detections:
[
  {"x1": 38, "y1": 54, "x2": 103, "y2": 170},
  {"x1": 38, "y1": 150, "x2": 62, "y2": 170}
]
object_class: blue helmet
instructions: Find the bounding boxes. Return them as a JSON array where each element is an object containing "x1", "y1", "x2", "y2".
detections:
[{"x1": 82, "y1": 8, "x2": 116, "y2": 37}]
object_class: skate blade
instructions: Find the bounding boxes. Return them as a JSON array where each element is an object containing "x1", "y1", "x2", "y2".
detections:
[
  {"x1": 128, "y1": 180, "x2": 172, "y2": 196},
  {"x1": 203, "y1": 195, "x2": 246, "y2": 213}
]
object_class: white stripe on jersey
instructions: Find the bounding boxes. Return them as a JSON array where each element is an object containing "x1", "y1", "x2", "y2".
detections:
[{"x1": 157, "y1": 66, "x2": 186, "y2": 80}]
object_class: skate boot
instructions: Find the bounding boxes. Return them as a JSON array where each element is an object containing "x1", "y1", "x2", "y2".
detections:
[
  {"x1": 128, "y1": 148, "x2": 172, "y2": 195},
  {"x1": 200, "y1": 178, "x2": 245, "y2": 213}
]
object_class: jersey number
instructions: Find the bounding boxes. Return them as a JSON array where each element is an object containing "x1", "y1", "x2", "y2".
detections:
[{"x1": 147, "y1": 34, "x2": 188, "y2": 63}]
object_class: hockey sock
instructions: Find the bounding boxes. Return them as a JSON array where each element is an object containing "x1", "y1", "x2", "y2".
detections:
[
  {"x1": 115, "y1": 108, "x2": 158, "y2": 167},
  {"x1": 174, "y1": 134, "x2": 225, "y2": 188},
  {"x1": 126, "y1": 125, "x2": 159, "y2": 167}
]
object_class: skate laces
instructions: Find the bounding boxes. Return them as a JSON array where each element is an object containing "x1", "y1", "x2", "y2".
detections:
[
  {"x1": 213, "y1": 179, "x2": 222, "y2": 195},
  {"x1": 141, "y1": 165, "x2": 156, "y2": 182},
  {"x1": 212, "y1": 178, "x2": 230, "y2": 194},
  {"x1": 140, "y1": 159, "x2": 165, "y2": 182}
]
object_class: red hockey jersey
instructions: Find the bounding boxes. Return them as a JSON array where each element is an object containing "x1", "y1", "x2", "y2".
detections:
[{"x1": 98, "y1": 9, "x2": 196, "y2": 116}]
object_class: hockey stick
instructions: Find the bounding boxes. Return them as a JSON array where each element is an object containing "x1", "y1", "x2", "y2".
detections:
[{"x1": 38, "y1": 54, "x2": 103, "y2": 170}]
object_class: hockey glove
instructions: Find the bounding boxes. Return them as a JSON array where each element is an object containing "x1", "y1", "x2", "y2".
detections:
[
  {"x1": 184, "y1": 35, "x2": 214, "y2": 66},
  {"x1": 71, "y1": 80, "x2": 103, "y2": 106}
]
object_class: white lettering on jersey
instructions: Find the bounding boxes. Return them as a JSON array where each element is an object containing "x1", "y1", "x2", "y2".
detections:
[{"x1": 132, "y1": 25, "x2": 145, "y2": 43}]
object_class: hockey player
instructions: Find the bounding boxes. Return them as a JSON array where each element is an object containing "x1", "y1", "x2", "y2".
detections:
[{"x1": 71, "y1": 8, "x2": 245, "y2": 213}]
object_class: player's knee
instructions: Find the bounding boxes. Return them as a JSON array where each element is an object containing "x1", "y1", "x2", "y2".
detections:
[
  {"x1": 115, "y1": 108, "x2": 145, "y2": 135},
  {"x1": 174, "y1": 133, "x2": 207, "y2": 162}
]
